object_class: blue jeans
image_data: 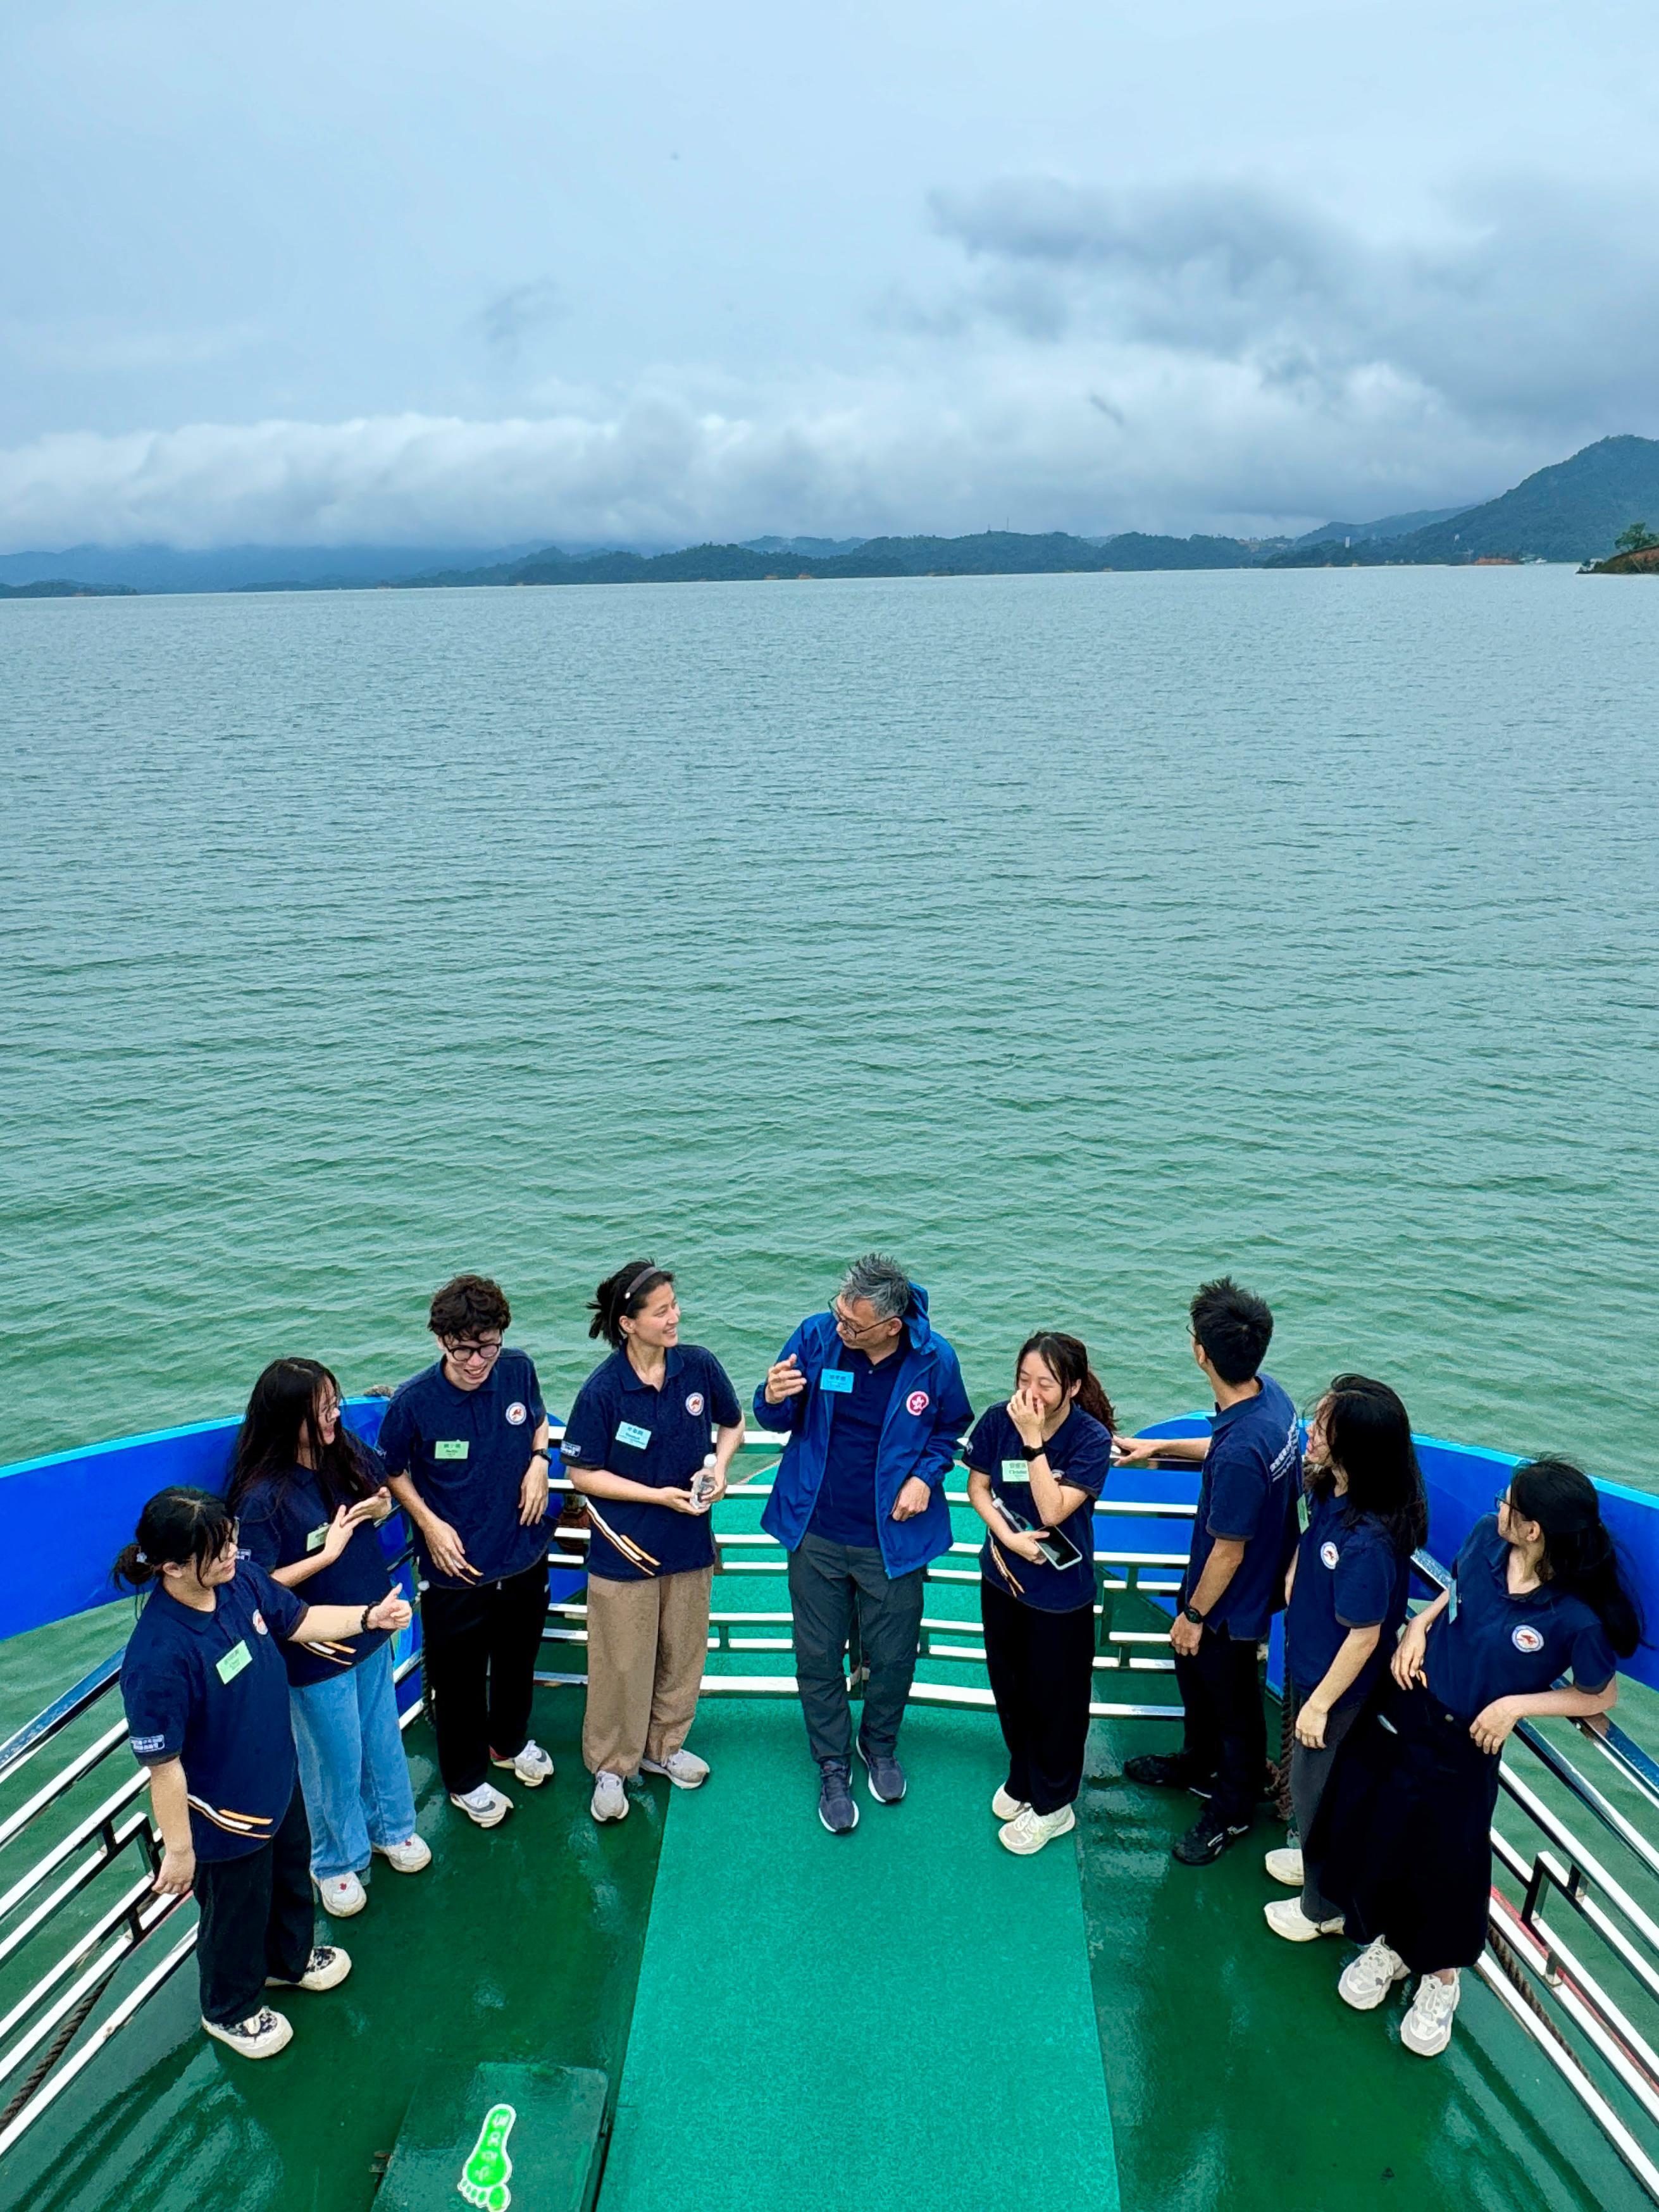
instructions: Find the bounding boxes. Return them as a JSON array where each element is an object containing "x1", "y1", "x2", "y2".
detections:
[{"x1": 289, "y1": 1643, "x2": 419, "y2": 1880}]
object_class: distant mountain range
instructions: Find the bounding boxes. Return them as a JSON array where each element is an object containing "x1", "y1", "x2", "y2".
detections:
[
  {"x1": 1269, "y1": 437, "x2": 1659, "y2": 566},
  {"x1": 408, "y1": 529, "x2": 1274, "y2": 590},
  {"x1": 5, "y1": 435, "x2": 1657, "y2": 598}
]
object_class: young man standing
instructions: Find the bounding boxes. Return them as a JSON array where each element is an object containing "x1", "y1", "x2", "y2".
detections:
[
  {"x1": 379, "y1": 1274, "x2": 554, "y2": 1828},
  {"x1": 755, "y1": 1253, "x2": 972, "y2": 1835},
  {"x1": 1115, "y1": 1277, "x2": 1300, "y2": 1865}
]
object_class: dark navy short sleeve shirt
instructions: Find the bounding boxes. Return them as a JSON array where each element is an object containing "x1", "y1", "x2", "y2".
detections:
[
  {"x1": 561, "y1": 1344, "x2": 742, "y2": 1582},
  {"x1": 377, "y1": 1348, "x2": 549, "y2": 1588},
  {"x1": 238, "y1": 1460, "x2": 395, "y2": 1688},
  {"x1": 120, "y1": 1560, "x2": 307, "y2": 1861},
  {"x1": 966, "y1": 1402, "x2": 1109, "y2": 1613},
  {"x1": 1285, "y1": 1491, "x2": 1409, "y2": 1705},
  {"x1": 806, "y1": 1348, "x2": 905, "y2": 1548},
  {"x1": 1185, "y1": 1372, "x2": 1302, "y2": 1642},
  {"x1": 1426, "y1": 1515, "x2": 1618, "y2": 1722}
]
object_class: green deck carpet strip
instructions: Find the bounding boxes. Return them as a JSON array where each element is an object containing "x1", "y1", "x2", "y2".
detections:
[{"x1": 599, "y1": 1541, "x2": 1119, "y2": 2212}]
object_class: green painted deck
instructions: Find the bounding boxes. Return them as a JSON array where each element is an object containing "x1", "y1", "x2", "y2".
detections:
[{"x1": 0, "y1": 1504, "x2": 1650, "y2": 2212}]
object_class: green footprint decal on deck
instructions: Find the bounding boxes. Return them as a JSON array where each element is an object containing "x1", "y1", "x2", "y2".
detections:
[{"x1": 457, "y1": 2101, "x2": 516, "y2": 2211}]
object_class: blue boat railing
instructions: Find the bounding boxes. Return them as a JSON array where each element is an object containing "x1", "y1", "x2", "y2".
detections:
[{"x1": 3, "y1": 1427, "x2": 1659, "y2": 2199}]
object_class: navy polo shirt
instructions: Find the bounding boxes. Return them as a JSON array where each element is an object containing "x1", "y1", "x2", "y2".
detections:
[
  {"x1": 561, "y1": 1344, "x2": 742, "y2": 1582},
  {"x1": 1426, "y1": 1515, "x2": 1618, "y2": 1722},
  {"x1": 1286, "y1": 1491, "x2": 1408, "y2": 1705},
  {"x1": 966, "y1": 1402, "x2": 1110, "y2": 1613},
  {"x1": 121, "y1": 1560, "x2": 308, "y2": 1861},
  {"x1": 238, "y1": 1462, "x2": 395, "y2": 1689},
  {"x1": 377, "y1": 1348, "x2": 549, "y2": 1589},
  {"x1": 807, "y1": 1348, "x2": 904, "y2": 1548},
  {"x1": 1184, "y1": 1371, "x2": 1302, "y2": 1641}
]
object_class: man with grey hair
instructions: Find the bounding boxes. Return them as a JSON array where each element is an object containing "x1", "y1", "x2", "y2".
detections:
[{"x1": 754, "y1": 1254, "x2": 972, "y2": 1832}]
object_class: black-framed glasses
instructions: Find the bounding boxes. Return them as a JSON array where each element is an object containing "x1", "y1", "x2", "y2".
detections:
[
  {"x1": 444, "y1": 1339, "x2": 502, "y2": 1364},
  {"x1": 1494, "y1": 1491, "x2": 1512, "y2": 1515}
]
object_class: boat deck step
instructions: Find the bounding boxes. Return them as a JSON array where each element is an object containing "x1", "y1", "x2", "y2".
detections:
[{"x1": 376, "y1": 2060, "x2": 608, "y2": 2212}]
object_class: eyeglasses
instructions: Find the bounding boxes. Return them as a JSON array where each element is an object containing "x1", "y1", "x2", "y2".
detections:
[
  {"x1": 832, "y1": 1301, "x2": 892, "y2": 1339},
  {"x1": 444, "y1": 1339, "x2": 502, "y2": 1365},
  {"x1": 1494, "y1": 1491, "x2": 1512, "y2": 1515}
]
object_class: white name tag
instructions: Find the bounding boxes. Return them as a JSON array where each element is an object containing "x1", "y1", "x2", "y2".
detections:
[
  {"x1": 305, "y1": 1524, "x2": 329, "y2": 1554},
  {"x1": 435, "y1": 1440, "x2": 469, "y2": 1462},
  {"x1": 616, "y1": 1422, "x2": 652, "y2": 1450},
  {"x1": 999, "y1": 1460, "x2": 1029, "y2": 1482}
]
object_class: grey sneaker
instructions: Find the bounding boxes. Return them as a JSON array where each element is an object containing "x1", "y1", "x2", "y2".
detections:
[
  {"x1": 855, "y1": 1739, "x2": 907, "y2": 1803},
  {"x1": 817, "y1": 1761, "x2": 859, "y2": 1834}
]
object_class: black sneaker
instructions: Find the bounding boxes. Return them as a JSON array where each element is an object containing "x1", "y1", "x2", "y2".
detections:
[
  {"x1": 1172, "y1": 1808, "x2": 1251, "y2": 1865},
  {"x1": 1123, "y1": 1752, "x2": 1209, "y2": 1790},
  {"x1": 1185, "y1": 1764, "x2": 1279, "y2": 1804},
  {"x1": 855, "y1": 1738, "x2": 907, "y2": 1804},
  {"x1": 817, "y1": 1761, "x2": 859, "y2": 1834}
]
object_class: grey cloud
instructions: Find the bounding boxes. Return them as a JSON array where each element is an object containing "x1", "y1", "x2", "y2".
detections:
[
  {"x1": 476, "y1": 280, "x2": 566, "y2": 358},
  {"x1": 928, "y1": 175, "x2": 1659, "y2": 433}
]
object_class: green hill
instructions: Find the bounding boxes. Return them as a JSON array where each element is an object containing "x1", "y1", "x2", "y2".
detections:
[
  {"x1": 1268, "y1": 436, "x2": 1659, "y2": 566},
  {"x1": 413, "y1": 528, "x2": 1265, "y2": 590},
  {"x1": 0, "y1": 578, "x2": 138, "y2": 599}
]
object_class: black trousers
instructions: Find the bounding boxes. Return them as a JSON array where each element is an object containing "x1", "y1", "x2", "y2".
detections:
[
  {"x1": 786, "y1": 1533, "x2": 925, "y2": 1765},
  {"x1": 421, "y1": 1560, "x2": 550, "y2": 1795},
  {"x1": 195, "y1": 1787, "x2": 314, "y2": 2028},
  {"x1": 980, "y1": 1580, "x2": 1095, "y2": 1815},
  {"x1": 1315, "y1": 1680, "x2": 1501, "y2": 1973},
  {"x1": 1173, "y1": 1622, "x2": 1266, "y2": 1829}
]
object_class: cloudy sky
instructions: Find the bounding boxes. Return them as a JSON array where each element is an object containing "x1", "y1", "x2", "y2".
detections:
[{"x1": 3, "y1": 0, "x2": 1655, "y2": 548}]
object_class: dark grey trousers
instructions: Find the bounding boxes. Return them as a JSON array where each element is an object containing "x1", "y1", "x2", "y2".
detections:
[
  {"x1": 1289, "y1": 1694, "x2": 1364, "y2": 1919},
  {"x1": 786, "y1": 1532, "x2": 926, "y2": 1765}
]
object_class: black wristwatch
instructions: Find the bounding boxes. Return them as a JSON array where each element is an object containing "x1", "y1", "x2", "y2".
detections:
[
  {"x1": 1181, "y1": 1602, "x2": 1205, "y2": 1625},
  {"x1": 1020, "y1": 1441, "x2": 1046, "y2": 1461},
  {"x1": 528, "y1": 1448, "x2": 549, "y2": 1464}
]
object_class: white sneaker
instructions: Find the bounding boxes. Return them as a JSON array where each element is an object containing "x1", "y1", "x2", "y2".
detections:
[
  {"x1": 1264, "y1": 1846, "x2": 1304, "y2": 1887},
  {"x1": 1401, "y1": 1971, "x2": 1462, "y2": 2057},
  {"x1": 590, "y1": 1771, "x2": 629, "y2": 1824},
  {"x1": 450, "y1": 1782, "x2": 514, "y2": 1828},
  {"x1": 372, "y1": 1834, "x2": 432, "y2": 1873},
  {"x1": 265, "y1": 1946, "x2": 352, "y2": 1992},
  {"x1": 991, "y1": 1785, "x2": 1028, "y2": 1820},
  {"x1": 1338, "y1": 1936, "x2": 1411, "y2": 2011},
  {"x1": 640, "y1": 1748, "x2": 709, "y2": 1789},
  {"x1": 491, "y1": 1739, "x2": 554, "y2": 1787},
  {"x1": 998, "y1": 1803, "x2": 1078, "y2": 1856},
  {"x1": 203, "y1": 2006, "x2": 292, "y2": 2059},
  {"x1": 313, "y1": 1872, "x2": 366, "y2": 1917},
  {"x1": 1264, "y1": 1898, "x2": 1345, "y2": 1943}
]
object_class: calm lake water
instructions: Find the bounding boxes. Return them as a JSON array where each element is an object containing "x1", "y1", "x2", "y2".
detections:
[{"x1": 3, "y1": 569, "x2": 1655, "y2": 1479}]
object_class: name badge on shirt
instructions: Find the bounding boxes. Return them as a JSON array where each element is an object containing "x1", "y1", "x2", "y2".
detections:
[
  {"x1": 616, "y1": 1422, "x2": 652, "y2": 1450},
  {"x1": 216, "y1": 1640, "x2": 252, "y2": 1686},
  {"x1": 435, "y1": 1440, "x2": 469, "y2": 1461},
  {"x1": 1447, "y1": 1580, "x2": 1459, "y2": 1623},
  {"x1": 1296, "y1": 1494, "x2": 1310, "y2": 1535},
  {"x1": 820, "y1": 1369, "x2": 854, "y2": 1395},
  {"x1": 305, "y1": 1524, "x2": 329, "y2": 1554},
  {"x1": 1000, "y1": 1460, "x2": 1030, "y2": 1482}
]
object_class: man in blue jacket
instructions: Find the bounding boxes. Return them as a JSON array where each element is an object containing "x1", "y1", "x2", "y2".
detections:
[{"x1": 755, "y1": 1253, "x2": 972, "y2": 1834}]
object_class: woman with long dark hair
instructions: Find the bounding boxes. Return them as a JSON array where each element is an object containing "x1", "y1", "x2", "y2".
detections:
[
  {"x1": 559, "y1": 1262, "x2": 744, "y2": 1825},
  {"x1": 228, "y1": 1360, "x2": 427, "y2": 1917},
  {"x1": 1264, "y1": 1375, "x2": 1424, "y2": 1942},
  {"x1": 1317, "y1": 1458, "x2": 1641, "y2": 2058},
  {"x1": 116, "y1": 1486, "x2": 411, "y2": 2059},
  {"x1": 964, "y1": 1332, "x2": 1114, "y2": 1856}
]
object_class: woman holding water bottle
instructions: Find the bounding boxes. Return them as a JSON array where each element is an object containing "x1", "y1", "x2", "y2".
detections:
[{"x1": 559, "y1": 1262, "x2": 745, "y2": 1825}]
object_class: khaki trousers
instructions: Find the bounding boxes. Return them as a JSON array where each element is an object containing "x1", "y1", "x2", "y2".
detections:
[{"x1": 582, "y1": 1565, "x2": 713, "y2": 1778}]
